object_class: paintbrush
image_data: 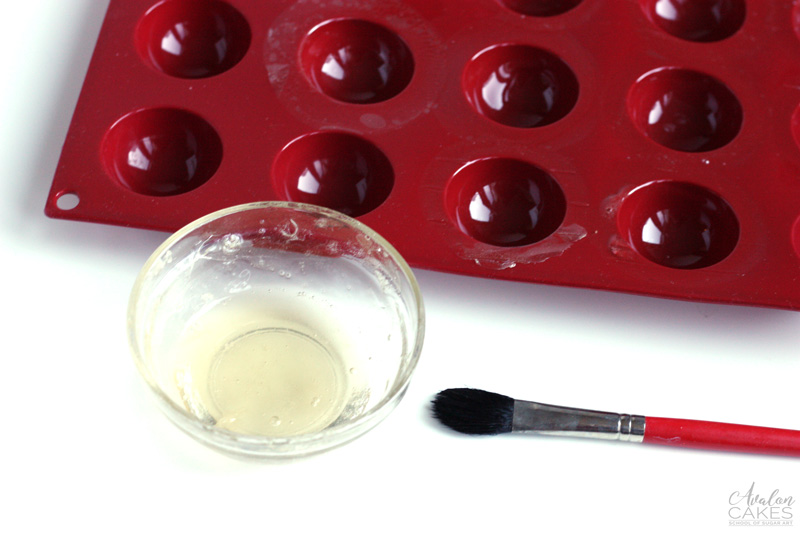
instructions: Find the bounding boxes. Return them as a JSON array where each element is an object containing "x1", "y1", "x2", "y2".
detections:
[{"x1": 431, "y1": 388, "x2": 800, "y2": 457}]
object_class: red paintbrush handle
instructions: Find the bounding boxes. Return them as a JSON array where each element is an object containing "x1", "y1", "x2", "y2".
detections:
[{"x1": 643, "y1": 416, "x2": 800, "y2": 457}]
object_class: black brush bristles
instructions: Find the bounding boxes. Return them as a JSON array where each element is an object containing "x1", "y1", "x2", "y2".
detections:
[{"x1": 431, "y1": 388, "x2": 515, "y2": 435}]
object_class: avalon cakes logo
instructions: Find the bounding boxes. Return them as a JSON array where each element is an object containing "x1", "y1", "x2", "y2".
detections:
[{"x1": 729, "y1": 482, "x2": 794, "y2": 527}]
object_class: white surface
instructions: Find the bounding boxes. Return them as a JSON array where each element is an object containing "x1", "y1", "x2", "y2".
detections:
[{"x1": 2, "y1": 2, "x2": 799, "y2": 531}]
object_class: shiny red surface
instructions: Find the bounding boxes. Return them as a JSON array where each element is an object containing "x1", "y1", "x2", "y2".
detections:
[
  {"x1": 616, "y1": 181, "x2": 739, "y2": 269},
  {"x1": 638, "y1": 0, "x2": 746, "y2": 43},
  {"x1": 445, "y1": 158, "x2": 566, "y2": 246},
  {"x1": 271, "y1": 131, "x2": 394, "y2": 217},
  {"x1": 102, "y1": 107, "x2": 222, "y2": 196},
  {"x1": 462, "y1": 44, "x2": 579, "y2": 128},
  {"x1": 627, "y1": 68, "x2": 742, "y2": 153},
  {"x1": 644, "y1": 417, "x2": 800, "y2": 457},
  {"x1": 46, "y1": 0, "x2": 800, "y2": 310},
  {"x1": 300, "y1": 18, "x2": 414, "y2": 104},
  {"x1": 135, "y1": 0, "x2": 250, "y2": 78}
]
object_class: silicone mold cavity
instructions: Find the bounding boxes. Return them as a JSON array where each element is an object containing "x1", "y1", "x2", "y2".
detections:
[
  {"x1": 616, "y1": 181, "x2": 739, "y2": 269},
  {"x1": 497, "y1": 0, "x2": 582, "y2": 17},
  {"x1": 135, "y1": 0, "x2": 250, "y2": 79},
  {"x1": 299, "y1": 19, "x2": 414, "y2": 104},
  {"x1": 101, "y1": 108, "x2": 222, "y2": 196},
  {"x1": 627, "y1": 67, "x2": 742, "y2": 152},
  {"x1": 639, "y1": 0, "x2": 745, "y2": 43},
  {"x1": 48, "y1": 0, "x2": 800, "y2": 310},
  {"x1": 462, "y1": 44, "x2": 578, "y2": 128},
  {"x1": 272, "y1": 131, "x2": 394, "y2": 217},
  {"x1": 445, "y1": 158, "x2": 566, "y2": 247}
]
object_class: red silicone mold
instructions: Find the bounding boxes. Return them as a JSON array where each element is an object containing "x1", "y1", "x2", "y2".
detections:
[{"x1": 46, "y1": 0, "x2": 800, "y2": 310}]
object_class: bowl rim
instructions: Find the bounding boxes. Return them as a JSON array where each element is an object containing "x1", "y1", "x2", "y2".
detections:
[{"x1": 127, "y1": 201, "x2": 425, "y2": 456}]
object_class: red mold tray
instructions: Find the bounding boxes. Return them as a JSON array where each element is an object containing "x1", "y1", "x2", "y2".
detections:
[{"x1": 46, "y1": 0, "x2": 800, "y2": 310}]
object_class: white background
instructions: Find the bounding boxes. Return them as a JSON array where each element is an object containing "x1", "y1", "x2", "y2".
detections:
[{"x1": 2, "y1": 1, "x2": 799, "y2": 531}]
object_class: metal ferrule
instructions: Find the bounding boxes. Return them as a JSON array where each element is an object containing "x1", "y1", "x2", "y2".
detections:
[{"x1": 512, "y1": 400, "x2": 646, "y2": 443}]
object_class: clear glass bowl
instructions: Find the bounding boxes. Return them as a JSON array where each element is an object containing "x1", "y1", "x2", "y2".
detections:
[{"x1": 128, "y1": 202, "x2": 425, "y2": 458}]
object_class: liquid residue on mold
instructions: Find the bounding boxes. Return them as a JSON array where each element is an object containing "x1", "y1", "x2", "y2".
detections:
[{"x1": 458, "y1": 223, "x2": 588, "y2": 270}]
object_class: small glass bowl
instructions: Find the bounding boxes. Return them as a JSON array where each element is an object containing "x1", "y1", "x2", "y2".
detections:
[{"x1": 128, "y1": 202, "x2": 425, "y2": 458}]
